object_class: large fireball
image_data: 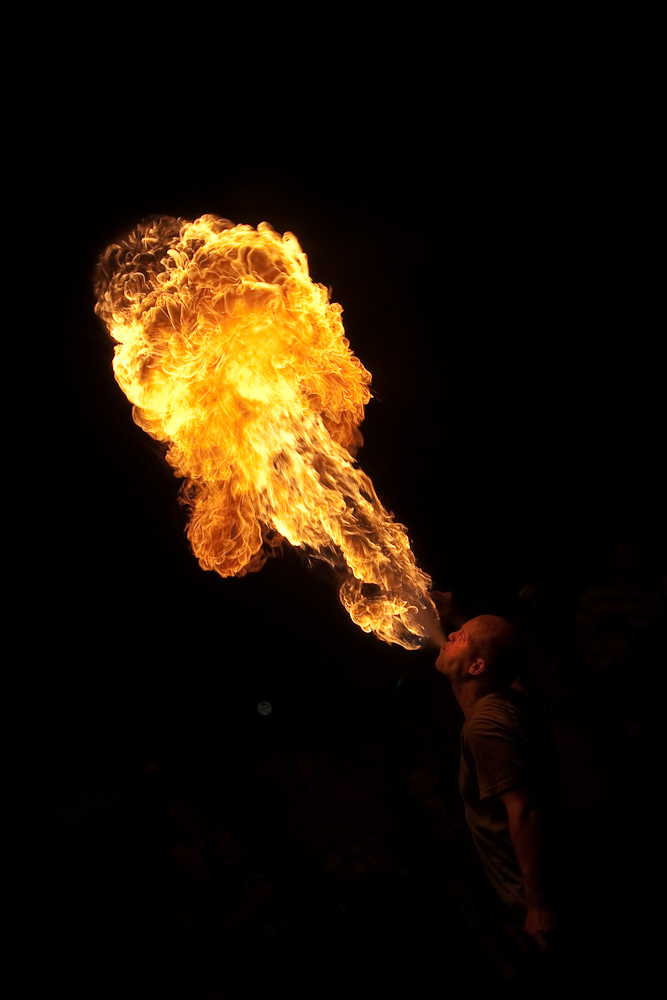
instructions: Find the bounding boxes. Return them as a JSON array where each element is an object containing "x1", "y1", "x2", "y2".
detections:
[{"x1": 94, "y1": 214, "x2": 442, "y2": 649}]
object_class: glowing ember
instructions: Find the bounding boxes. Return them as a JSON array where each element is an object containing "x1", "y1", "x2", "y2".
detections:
[{"x1": 94, "y1": 215, "x2": 443, "y2": 649}]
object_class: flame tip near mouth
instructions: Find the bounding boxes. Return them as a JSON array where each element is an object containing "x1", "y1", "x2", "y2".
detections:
[{"x1": 95, "y1": 214, "x2": 440, "y2": 649}]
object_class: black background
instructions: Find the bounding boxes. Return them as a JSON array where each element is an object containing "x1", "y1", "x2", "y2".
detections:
[
  {"x1": 45, "y1": 94, "x2": 661, "y2": 778},
  {"x1": 23, "y1": 27, "x2": 663, "y2": 995}
]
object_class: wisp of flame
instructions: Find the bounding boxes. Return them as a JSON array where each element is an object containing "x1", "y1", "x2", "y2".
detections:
[{"x1": 94, "y1": 215, "x2": 443, "y2": 649}]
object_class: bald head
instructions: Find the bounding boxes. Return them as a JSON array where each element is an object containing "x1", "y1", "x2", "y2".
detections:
[{"x1": 466, "y1": 615, "x2": 523, "y2": 688}]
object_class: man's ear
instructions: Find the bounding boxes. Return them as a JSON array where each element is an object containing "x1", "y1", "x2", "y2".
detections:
[{"x1": 468, "y1": 658, "x2": 486, "y2": 677}]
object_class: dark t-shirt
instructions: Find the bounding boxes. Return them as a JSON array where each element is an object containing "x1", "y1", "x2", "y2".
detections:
[{"x1": 460, "y1": 688, "x2": 556, "y2": 918}]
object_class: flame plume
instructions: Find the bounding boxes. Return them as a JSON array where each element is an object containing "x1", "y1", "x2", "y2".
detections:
[{"x1": 94, "y1": 215, "x2": 442, "y2": 649}]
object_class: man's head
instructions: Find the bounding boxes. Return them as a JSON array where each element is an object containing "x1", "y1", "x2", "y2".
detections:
[{"x1": 435, "y1": 615, "x2": 522, "y2": 691}]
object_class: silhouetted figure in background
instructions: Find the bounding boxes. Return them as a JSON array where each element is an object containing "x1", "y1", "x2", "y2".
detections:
[{"x1": 575, "y1": 537, "x2": 663, "y2": 683}]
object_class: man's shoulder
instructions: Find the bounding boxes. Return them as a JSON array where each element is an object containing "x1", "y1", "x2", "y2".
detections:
[
  {"x1": 462, "y1": 690, "x2": 553, "y2": 802},
  {"x1": 463, "y1": 689, "x2": 547, "y2": 755},
  {"x1": 465, "y1": 688, "x2": 537, "y2": 728}
]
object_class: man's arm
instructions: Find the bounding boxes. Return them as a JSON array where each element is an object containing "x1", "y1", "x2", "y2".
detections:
[{"x1": 500, "y1": 786, "x2": 557, "y2": 950}]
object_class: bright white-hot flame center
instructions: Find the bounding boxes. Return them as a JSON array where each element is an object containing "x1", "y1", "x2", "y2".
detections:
[{"x1": 94, "y1": 215, "x2": 443, "y2": 649}]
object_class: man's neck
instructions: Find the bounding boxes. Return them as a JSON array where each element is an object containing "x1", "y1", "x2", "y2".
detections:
[{"x1": 453, "y1": 680, "x2": 495, "y2": 720}]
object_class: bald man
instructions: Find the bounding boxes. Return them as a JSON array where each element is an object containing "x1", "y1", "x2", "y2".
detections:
[{"x1": 436, "y1": 615, "x2": 559, "y2": 951}]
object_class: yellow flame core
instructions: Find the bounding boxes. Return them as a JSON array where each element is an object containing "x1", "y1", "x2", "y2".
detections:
[{"x1": 94, "y1": 215, "x2": 442, "y2": 648}]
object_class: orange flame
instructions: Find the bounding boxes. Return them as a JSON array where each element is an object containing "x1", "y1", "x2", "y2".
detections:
[{"x1": 94, "y1": 215, "x2": 442, "y2": 649}]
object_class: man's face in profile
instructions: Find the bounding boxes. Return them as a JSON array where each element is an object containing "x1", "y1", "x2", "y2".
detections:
[{"x1": 436, "y1": 620, "x2": 480, "y2": 679}]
